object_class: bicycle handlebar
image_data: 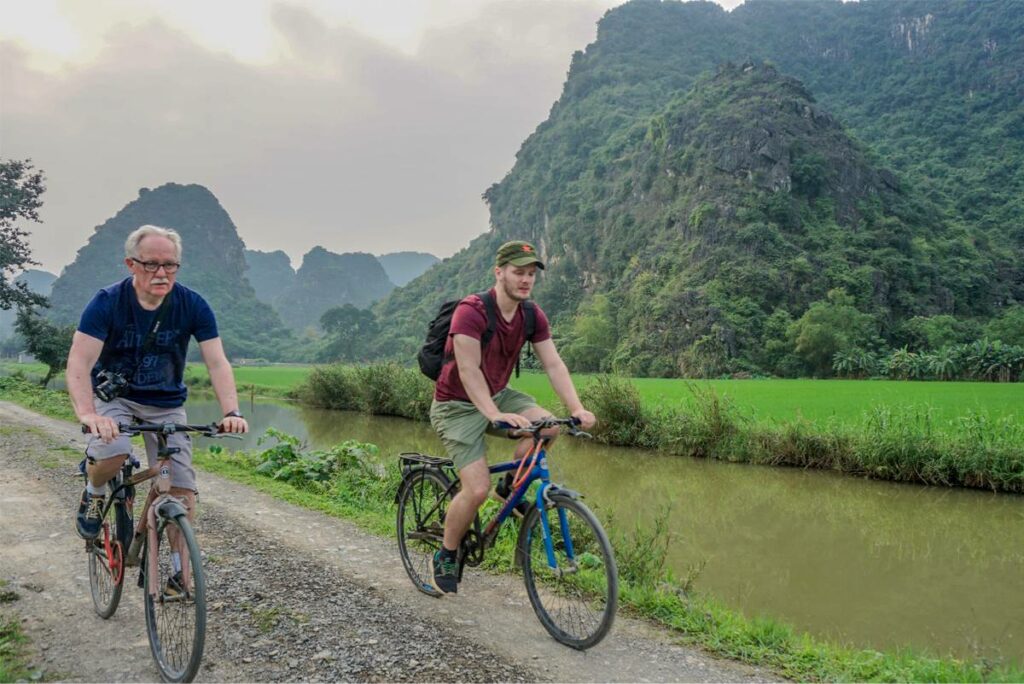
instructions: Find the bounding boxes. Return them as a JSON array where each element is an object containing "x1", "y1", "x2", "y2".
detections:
[
  {"x1": 81, "y1": 422, "x2": 241, "y2": 439},
  {"x1": 491, "y1": 416, "x2": 592, "y2": 439}
]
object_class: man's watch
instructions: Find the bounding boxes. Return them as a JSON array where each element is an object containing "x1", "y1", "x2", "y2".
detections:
[{"x1": 223, "y1": 410, "x2": 244, "y2": 419}]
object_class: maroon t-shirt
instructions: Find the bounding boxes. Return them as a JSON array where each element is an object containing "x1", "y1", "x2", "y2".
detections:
[{"x1": 434, "y1": 289, "x2": 551, "y2": 402}]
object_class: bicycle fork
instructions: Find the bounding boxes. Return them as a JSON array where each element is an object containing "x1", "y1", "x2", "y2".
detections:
[{"x1": 145, "y1": 494, "x2": 193, "y2": 599}]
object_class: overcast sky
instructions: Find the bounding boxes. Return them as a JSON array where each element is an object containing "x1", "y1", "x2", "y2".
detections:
[{"x1": 1, "y1": 0, "x2": 740, "y2": 274}]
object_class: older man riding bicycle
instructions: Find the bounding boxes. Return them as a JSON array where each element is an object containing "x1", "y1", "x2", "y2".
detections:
[{"x1": 66, "y1": 225, "x2": 248, "y2": 541}]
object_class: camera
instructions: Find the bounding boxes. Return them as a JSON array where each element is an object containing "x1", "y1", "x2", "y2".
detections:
[{"x1": 94, "y1": 368, "x2": 129, "y2": 402}]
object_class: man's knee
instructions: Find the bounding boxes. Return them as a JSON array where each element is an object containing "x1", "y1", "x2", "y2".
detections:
[
  {"x1": 459, "y1": 461, "x2": 491, "y2": 507},
  {"x1": 169, "y1": 487, "x2": 196, "y2": 516}
]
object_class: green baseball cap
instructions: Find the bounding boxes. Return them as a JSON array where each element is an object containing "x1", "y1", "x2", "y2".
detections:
[{"x1": 496, "y1": 240, "x2": 545, "y2": 269}]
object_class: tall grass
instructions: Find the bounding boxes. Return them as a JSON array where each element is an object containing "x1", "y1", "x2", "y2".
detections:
[{"x1": 294, "y1": 362, "x2": 433, "y2": 420}]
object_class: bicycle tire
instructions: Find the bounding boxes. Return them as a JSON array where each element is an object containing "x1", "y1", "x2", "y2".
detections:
[
  {"x1": 88, "y1": 500, "x2": 129, "y2": 619},
  {"x1": 144, "y1": 514, "x2": 207, "y2": 682},
  {"x1": 396, "y1": 467, "x2": 453, "y2": 596},
  {"x1": 518, "y1": 493, "x2": 618, "y2": 650}
]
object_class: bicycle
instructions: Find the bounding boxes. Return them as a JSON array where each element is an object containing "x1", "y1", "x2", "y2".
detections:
[
  {"x1": 395, "y1": 417, "x2": 618, "y2": 650},
  {"x1": 81, "y1": 421, "x2": 238, "y2": 682}
]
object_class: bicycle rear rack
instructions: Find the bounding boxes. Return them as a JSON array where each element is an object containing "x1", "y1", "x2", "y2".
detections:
[{"x1": 399, "y1": 452, "x2": 452, "y2": 474}]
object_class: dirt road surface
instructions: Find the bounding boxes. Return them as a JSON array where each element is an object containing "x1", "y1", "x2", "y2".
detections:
[{"x1": 0, "y1": 401, "x2": 774, "y2": 682}]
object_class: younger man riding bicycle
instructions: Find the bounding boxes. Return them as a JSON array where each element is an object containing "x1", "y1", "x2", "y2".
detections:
[{"x1": 428, "y1": 240, "x2": 596, "y2": 595}]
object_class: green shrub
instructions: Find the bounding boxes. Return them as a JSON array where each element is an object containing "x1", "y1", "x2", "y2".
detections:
[{"x1": 296, "y1": 363, "x2": 433, "y2": 419}]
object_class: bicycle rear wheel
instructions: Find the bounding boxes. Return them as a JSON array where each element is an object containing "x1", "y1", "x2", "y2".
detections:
[
  {"x1": 396, "y1": 468, "x2": 453, "y2": 596},
  {"x1": 518, "y1": 493, "x2": 618, "y2": 650},
  {"x1": 88, "y1": 500, "x2": 129, "y2": 619},
  {"x1": 144, "y1": 514, "x2": 206, "y2": 682}
]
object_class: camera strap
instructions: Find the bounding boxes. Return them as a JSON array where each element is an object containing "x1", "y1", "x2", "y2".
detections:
[{"x1": 131, "y1": 289, "x2": 173, "y2": 374}]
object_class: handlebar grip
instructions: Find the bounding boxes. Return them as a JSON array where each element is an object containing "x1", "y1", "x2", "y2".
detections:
[{"x1": 492, "y1": 421, "x2": 516, "y2": 430}]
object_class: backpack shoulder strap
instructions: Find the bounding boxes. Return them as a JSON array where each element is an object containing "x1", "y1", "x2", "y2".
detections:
[
  {"x1": 522, "y1": 300, "x2": 536, "y2": 342},
  {"x1": 477, "y1": 290, "x2": 497, "y2": 347}
]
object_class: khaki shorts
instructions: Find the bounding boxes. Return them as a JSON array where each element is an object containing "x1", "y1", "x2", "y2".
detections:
[
  {"x1": 430, "y1": 387, "x2": 540, "y2": 471},
  {"x1": 85, "y1": 397, "x2": 197, "y2": 492}
]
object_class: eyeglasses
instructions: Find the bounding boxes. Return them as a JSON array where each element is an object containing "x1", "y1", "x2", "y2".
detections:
[{"x1": 131, "y1": 258, "x2": 180, "y2": 274}]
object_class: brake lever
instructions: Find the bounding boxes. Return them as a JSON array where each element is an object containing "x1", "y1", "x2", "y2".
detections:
[{"x1": 568, "y1": 428, "x2": 593, "y2": 439}]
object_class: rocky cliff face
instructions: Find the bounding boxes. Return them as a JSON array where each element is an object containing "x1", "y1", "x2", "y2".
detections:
[
  {"x1": 377, "y1": 252, "x2": 439, "y2": 287},
  {"x1": 244, "y1": 249, "x2": 296, "y2": 304},
  {"x1": 273, "y1": 247, "x2": 394, "y2": 332},
  {"x1": 48, "y1": 183, "x2": 292, "y2": 359}
]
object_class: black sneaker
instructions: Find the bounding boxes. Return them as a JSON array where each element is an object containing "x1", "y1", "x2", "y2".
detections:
[
  {"x1": 75, "y1": 489, "x2": 104, "y2": 539},
  {"x1": 164, "y1": 571, "x2": 185, "y2": 598},
  {"x1": 429, "y1": 550, "x2": 459, "y2": 595},
  {"x1": 492, "y1": 474, "x2": 530, "y2": 519}
]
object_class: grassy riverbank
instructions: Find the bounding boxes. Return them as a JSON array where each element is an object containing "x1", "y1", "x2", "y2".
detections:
[{"x1": 1, "y1": 379, "x2": 1020, "y2": 681}]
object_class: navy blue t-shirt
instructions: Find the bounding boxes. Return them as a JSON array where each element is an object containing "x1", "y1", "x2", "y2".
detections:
[{"x1": 78, "y1": 278, "x2": 219, "y2": 407}]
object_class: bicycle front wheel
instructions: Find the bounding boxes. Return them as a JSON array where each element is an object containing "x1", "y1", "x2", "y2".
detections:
[
  {"x1": 143, "y1": 514, "x2": 206, "y2": 682},
  {"x1": 518, "y1": 493, "x2": 618, "y2": 650},
  {"x1": 396, "y1": 467, "x2": 453, "y2": 596},
  {"x1": 89, "y1": 501, "x2": 129, "y2": 619}
]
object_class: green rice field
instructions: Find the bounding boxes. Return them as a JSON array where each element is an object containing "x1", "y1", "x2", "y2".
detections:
[
  {"x1": 5, "y1": 361, "x2": 1021, "y2": 434},
  {"x1": 512, "y1": 373, "x2": 1024, "y2": 430}
]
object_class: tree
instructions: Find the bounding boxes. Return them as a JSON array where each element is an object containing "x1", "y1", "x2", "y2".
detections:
[
  {"x1": 788, "y1": 289, "x2": 879, "y2": 377},
  {"x1": 984, "y1": 305, "x2": 1024, "y2": 347},
  {"x1": 1, "y1": 160, "x2": 47, "y2": 311},
  {"x1": 318, "y1": 304, "x2": 379, "y2": 362},
  {"x1": 561, "y1": 294, "x2": 617, "y2": 372},
  {"x1": 15, "y1": 306, "x2": 74, "y2": 385}
]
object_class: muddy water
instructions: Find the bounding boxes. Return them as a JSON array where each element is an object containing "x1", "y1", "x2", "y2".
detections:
[{"x1": 185, "y1": 396, "x2": 1024, "y2": 662}]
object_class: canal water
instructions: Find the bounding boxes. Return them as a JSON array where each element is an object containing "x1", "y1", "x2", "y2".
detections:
[{"x1": 184, "y1": 395, "x2": 1024, "y2": 662}]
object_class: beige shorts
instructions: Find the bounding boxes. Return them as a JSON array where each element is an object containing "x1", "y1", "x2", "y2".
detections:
[
  {"x1": 429, "y1": 387, "x2": 540, "y2": 470},
  {"x1": 85, "y1": 397, "x2": 197, "y2": 491}
]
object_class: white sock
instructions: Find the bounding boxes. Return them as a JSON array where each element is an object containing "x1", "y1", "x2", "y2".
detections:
[
  {"x1": 171, "y1": 552, "x2": 182, "y2": 574},
  {"x1": 86, "y1": 482, "x2": 105, "y2": 496}
]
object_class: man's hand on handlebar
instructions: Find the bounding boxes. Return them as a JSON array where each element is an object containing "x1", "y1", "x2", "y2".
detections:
[
  {"x1": 79, "y1": 413, "x2": 120, "y2": 443},
  {"x1": 571, "y1": 408, "x2": 597, "y2": 430},
  {"x1": 490, "y1": 412, "x2": 533, "y2": 430},
  {"x1": 217, "y1": 416, "x2": 249, "y2": 434}
]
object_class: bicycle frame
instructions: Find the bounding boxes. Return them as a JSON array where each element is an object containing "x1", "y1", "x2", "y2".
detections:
[{"x1": 406, "y1": 436, "x2": 579, "y2": 573}]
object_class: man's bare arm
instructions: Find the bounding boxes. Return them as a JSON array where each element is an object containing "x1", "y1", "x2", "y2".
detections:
[
  {"x1": 66, "y1": 331, "x2": 120, "y2": 441},
  {"x1": 533, "y1": 338, "x2": 596, "y2": 428},
  {"x1": 198, "y1": 337, "x2": 248, "y2": 433}
]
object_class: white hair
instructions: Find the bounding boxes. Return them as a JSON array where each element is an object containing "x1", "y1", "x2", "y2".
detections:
[{"x1": 125, "y1": 225, "x2": 182, "y2": 260}]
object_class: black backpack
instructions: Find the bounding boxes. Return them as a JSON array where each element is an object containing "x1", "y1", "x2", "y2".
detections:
[{"x1": 417, "y1": 290, "x2": 536, "y2": 381}]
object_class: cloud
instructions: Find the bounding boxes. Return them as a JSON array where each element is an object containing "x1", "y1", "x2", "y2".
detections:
[{"x1": 1, "y1": 0, "x2": 613, "y2": 273}]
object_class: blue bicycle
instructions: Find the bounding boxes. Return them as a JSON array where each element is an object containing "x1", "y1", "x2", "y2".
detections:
[{"x1": 395, "y1": 417, "x2": 618, "y2": 649}]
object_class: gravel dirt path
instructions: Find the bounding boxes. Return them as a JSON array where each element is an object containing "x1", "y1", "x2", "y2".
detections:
[{"x1": 0, "y1": 401, "x2": 774, "y2": 682}]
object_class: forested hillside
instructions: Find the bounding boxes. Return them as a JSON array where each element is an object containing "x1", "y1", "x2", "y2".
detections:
[
  {"x1": 374, "y1": 0, "x2": 1024, "y2": 377},
  {"x1": 48, "y1": 183, "x2": 295, "y2": 360},
  {"x1": 273, "y1": 247, "x2": 394, "y2": 332}
]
